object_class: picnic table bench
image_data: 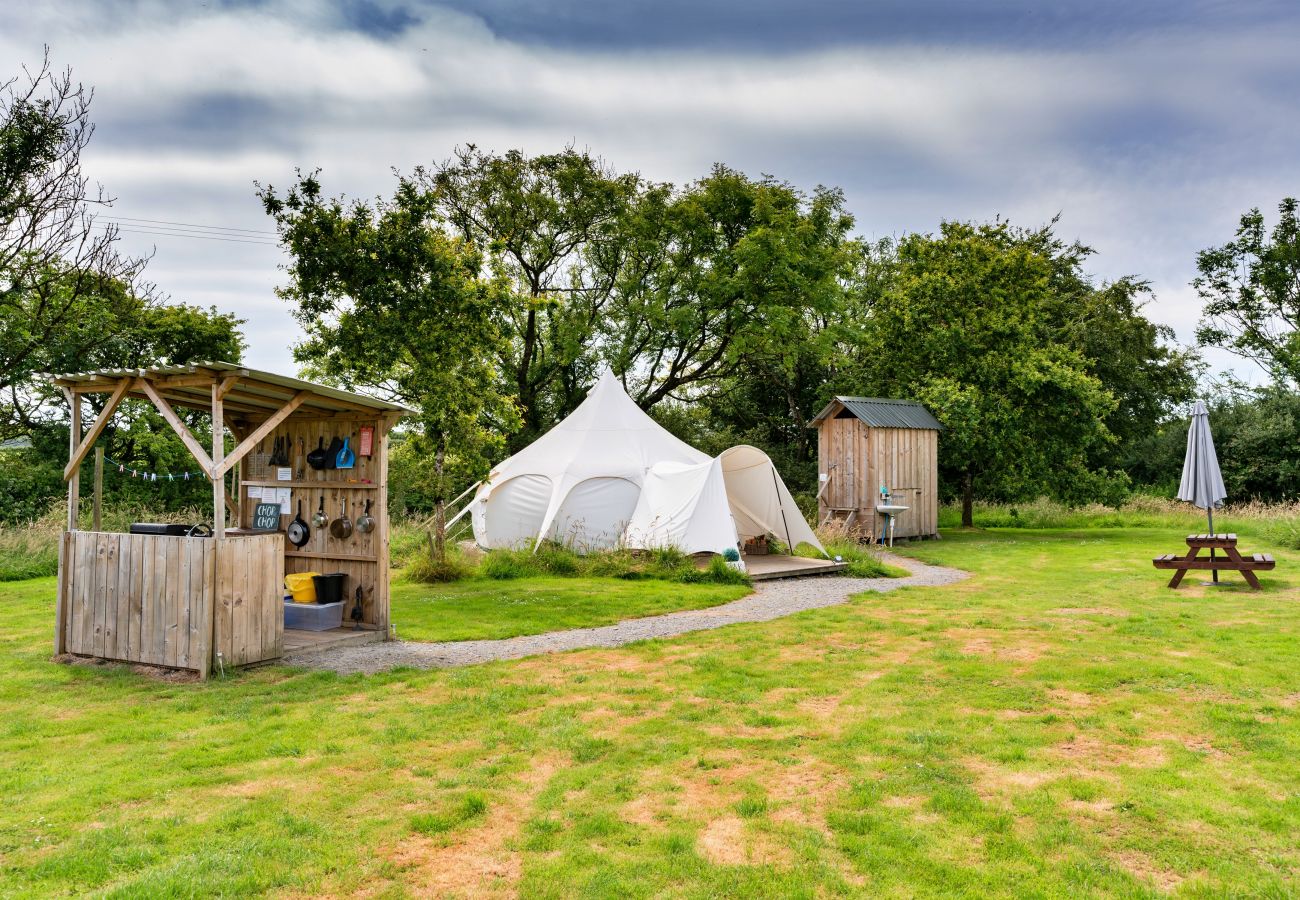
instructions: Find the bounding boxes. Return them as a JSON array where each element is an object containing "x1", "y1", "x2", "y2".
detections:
[{"x1": 1153, "y1": 533, "x2": 1274, "y2": 589}]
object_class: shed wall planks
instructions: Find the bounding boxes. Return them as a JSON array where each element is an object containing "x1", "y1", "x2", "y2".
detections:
[{"x1": 815, "y1": 402, "x2": 940, "y2": 540}]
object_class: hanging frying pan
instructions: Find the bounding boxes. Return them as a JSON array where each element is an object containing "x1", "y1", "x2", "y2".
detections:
[
  {"x1": 330, "y1": 498, "x2": 353, "y2": 539},
  {"x1": 312, "y1": 495, "x2": 329, "y2": 529},
  {"x1": 356, "y1": 498, "x2": 375, "y2": 534},
  {"x1": 287, "y1": 501, "x2": 311, "y2": 547},
  {"x1": 307, "y1": 437, "x2": 329, "y2": 470},
  {"x1": 325, "y1": 436, "x2": 343, "y2": 470},
  {"x1": 336, "y1": 435, "x2": 355, "y2": 469}
]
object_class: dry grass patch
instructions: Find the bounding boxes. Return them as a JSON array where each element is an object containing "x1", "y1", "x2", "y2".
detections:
[
  {"x1": 1046, "y1": 607, "x2": 1128, "y2": 617},
  {"x1": 1110, "y1": 848, "x2": 1187, "y2": 893},
  {"x1": 697, "y1": 815, "x2": 794, "y2": 867},
  {"x1": 964, "y1": 758, "x2": 1057, "y2": 798},
  {"x1": 382, "y1": 756, "x2": 562, "y2": 899}
]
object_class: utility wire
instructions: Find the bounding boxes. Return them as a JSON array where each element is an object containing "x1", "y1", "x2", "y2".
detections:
[
  {"x1": 93, "y1": 224, "x2": 281, "y2": 247},
  {"x1": 102, "y1": 215, "x2": 277, "y2": 236}
]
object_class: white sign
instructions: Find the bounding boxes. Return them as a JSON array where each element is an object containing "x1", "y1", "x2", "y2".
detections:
[
  {"x1": 246, "y1": 485, "x2": 263, "y2": 500},
  {"x1": 275, "y1": 487, "x2": 292, "y2": 513},
  {"x1": 276, "y1": 467, "x2": 293, "y2": 482}
]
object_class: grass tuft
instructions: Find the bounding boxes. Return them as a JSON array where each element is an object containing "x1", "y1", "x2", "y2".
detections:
[{"x1": 409, "y1": 793, "x2": 488, "y2": 835}]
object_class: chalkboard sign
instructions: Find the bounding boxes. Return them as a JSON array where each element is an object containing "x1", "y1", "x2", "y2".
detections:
[{"x1": 251, "y1": 503, "x2": 283, "y2": 532}]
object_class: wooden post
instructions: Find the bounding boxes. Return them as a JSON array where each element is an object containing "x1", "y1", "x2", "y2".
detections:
[
  {"x1": 205, "y1": 381, "x2": 224, "y2": 681},
  {"x1": 375, "y1": 417, "x2": 394, "y2": 640},
  {"x1": 212, "y1": 383, "x2": 225, "y2": 533},
  {"x1": 92, "y1": 446, "x2": 104, "y2": 532},
  {"x1": 199, "y1": 539, "x2": 215, "y2": 681},
  {"x1": 65, "y1": 389, "x2": 81, "y2": 531}
]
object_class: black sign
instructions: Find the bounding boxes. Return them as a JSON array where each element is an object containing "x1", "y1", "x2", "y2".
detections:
[{"x1": 251, "y1": 503, "x2": 283, "y2": 532}]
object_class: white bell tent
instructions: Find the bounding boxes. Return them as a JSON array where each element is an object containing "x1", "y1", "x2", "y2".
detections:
[{"x1": 465, "y1": 371, "x2": 825, "y2": 558}]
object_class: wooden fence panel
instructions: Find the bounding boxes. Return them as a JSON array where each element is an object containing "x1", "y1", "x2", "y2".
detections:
[{"x1": 58, "y1": 532, "x2": 280, "y2": 674}]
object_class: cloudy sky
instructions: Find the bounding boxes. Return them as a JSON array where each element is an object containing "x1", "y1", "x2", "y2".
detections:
[{"x1": 7, "y1": 0, "x2": 1299, "y2": 380}]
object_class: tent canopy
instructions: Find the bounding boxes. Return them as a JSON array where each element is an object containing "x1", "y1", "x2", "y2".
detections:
[{"x1": 470, "y1": 372, "x2": 825, "y2": 558}]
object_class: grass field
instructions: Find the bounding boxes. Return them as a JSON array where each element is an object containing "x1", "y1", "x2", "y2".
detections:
[
  {"x1": 390, "y1": 577, "x2": 751, "y2": 642},
  {"x1": 3, "y1": 526, "x2": 1299, "y2": 896}
]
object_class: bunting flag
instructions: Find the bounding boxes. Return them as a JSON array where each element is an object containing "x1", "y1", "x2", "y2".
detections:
[{"x1": 103, "y1": 456, "x2": 205, "y2": 484}]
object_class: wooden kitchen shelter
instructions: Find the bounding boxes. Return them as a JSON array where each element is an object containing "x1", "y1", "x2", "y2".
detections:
[
  {"x1": 51, "y1": 362, "x2": 409, "y2": 678},
  {"x1": 812, "y1": 397, "x2": 942, "y2": 542}
]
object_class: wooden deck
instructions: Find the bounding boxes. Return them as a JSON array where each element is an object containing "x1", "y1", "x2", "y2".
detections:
[
  {"x1": 283, "y1": 626, "x2": 384, "y2": 655},
  {"x1": 741, "y1": 554, "x2": 848, "y2": 581}
]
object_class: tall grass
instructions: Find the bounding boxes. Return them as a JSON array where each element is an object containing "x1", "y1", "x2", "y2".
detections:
[
  {"x1": 468, "y1": 541, "x2": 750, "y2": 586},
  {"x1": 940, "y1": 495, "x2": 1300, "y2": 548},
  {"x1": 792, "y1": 517, "x2": 909, "y2": 578},
  {"x1": 0, "y1": 502, "x2": 208, "y2": 582}
]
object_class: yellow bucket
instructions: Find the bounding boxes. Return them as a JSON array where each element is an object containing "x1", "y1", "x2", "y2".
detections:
[{"x1": 285, "y1": 572, "x2": 322, "y2": 603}]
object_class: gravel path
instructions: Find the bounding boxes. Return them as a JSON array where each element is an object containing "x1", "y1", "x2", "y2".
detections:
[{"x1": 284, "y1": 552, "x2": 968, "y2": 675}]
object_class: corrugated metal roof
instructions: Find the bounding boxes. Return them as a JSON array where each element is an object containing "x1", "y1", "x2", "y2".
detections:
[
  {"x1": 811, "y1": 397, "x2": 943, "y2": 430},
  {"x1": 48, "y1": 361, "x2": 413, "y2": 415}
]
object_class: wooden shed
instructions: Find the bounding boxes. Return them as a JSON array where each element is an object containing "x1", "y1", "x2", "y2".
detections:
[
  {"x1": 811, "y1": 397, "x2": 942, "y2": 542},
  {"x1": 51, "y1": 362, "x2": 409, "y2": 678}
]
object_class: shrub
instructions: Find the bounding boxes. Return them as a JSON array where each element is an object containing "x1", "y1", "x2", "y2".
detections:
[
  {"x1": 677, "y1": 555, "x2": 750, "y2": 586},
  {"x1": 405, "y1": 542, "x2": 473, "y2": 583},
  {"x1": 481, "y1": 548, "x2": 540, "y2": 580}
]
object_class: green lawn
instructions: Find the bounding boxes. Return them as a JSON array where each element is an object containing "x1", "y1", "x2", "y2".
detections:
[
  {"x1": 389, "y1": 576, "x2": 751, "y2": 642},
  {"x1": 2, "y1": 527, "x2": 1299, "y2": 896}
]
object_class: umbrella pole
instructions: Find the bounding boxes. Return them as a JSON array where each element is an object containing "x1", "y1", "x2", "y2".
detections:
[{"x1": 1208, "y1": 509, "x2": 1218, "y2": 584}]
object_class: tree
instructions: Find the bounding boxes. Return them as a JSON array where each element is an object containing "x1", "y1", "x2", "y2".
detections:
[
  {"x1": 604, "y1": 166, "x2": 855, "y2": 416},
  {"x1": 856, "y1": 221, "x2": 1117, "y2": 526},
  {"x1": 259, "y1": 171, "x2": 520, "y2": 562},
  {"x1": 1195, "y1": 197, "x2": 1300, "y2": 386},
  {"x1": 428, "y1": 146, "x2": 638, "y2": 446},
  {"x1": 0, "y1": 287, "x2": 244, "y2": 521},
  {"x1": 0, "y1": 51, "x2": 148, "y2": 438}
]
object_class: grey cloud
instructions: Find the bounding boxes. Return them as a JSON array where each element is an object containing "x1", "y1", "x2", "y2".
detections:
[{"x1": 6, "y1": 0, "x2": 1298, "y2": 380}]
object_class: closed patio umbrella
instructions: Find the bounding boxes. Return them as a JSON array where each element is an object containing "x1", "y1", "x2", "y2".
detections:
[{"x1": 1177, "y1": 399, "x2": 1227, "y2": 581}]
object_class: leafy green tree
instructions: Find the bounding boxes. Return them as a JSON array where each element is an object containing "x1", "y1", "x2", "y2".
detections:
[
  {"x1": 428, "y1": 146, "x2": 638, "y2": 446},
  {"x1": 259, "y1": 171, "x2": 520, "y2": 561},
  {"x1": 700, "y1": 236, "x2": 895, "y2": 490},
  {"x1": 857, "y1": 221, "x2": 1117, "y2": 526},
  {"x1": 605, "y1": 166, "x2": 854, "y2": 413},
  {"x1": 1126, "y1": 385, "x2": 1300, "y2": 502},
  {"x1": 1, "y1": 52, "x2": 148, "y2": 438},
  {"x1": 1195, "y1": 198, "x2": 1300, "y2": 385}
]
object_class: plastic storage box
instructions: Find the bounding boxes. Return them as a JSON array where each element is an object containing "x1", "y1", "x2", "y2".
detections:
[{"x1": 283, "y1": 599, "x2": 344, "y2": 631}]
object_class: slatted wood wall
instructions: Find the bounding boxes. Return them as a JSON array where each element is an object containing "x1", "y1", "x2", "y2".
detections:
[
  {"x1": 816, "y1": 407, "x2": 940, "y2": 539},
  {"x1": 235, "y1": 416, "x2": 390, "y2": 632},
  {"x1": 57, "y1": 532, "x2": 283, "y2": 674},
  {"x1": 212, "y1": 534, "x2": 284, "y2": 667}
]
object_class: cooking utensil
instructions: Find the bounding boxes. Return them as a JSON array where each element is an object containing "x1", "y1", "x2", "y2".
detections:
[
  {"x1": 350, "y1": 586, "x2": 365, "y2": 629},
  {"x1": 356, "y1": 498, "x2": 375, "y2": 534},
  {"x1": 330, "y1": 498, "x2": 353, "y2": 539},
  {"x1": 295, "y1": 437, "x2": 305, "y2": 479},
  {"x1": 325, "y1": 436, "x2": 343, "y2": 470},
  {"x1": 312, "y1": 495, "x2": 329, "y2": 528},
  {"x1": 336, "y1": 435, "x2": 355, "y2": 469},
  {"x1": 307, "y1": 437, "x2": 329, "y2": 470},
  {"x1": 248, "y1": 438, "x2": 270, "y2": 479},
  {"x1": 287, "y1": 501, "x2": 311, "y2": 547}
]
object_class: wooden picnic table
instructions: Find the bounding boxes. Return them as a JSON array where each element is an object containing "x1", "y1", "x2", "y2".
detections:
[{"x1": 1153, "y1": 533, "x2": 1275, "y2": 589}]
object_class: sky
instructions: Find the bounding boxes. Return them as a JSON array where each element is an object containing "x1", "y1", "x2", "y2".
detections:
[{"x1": 6, "y1": 0, "x2": 1299, "y2": 381}]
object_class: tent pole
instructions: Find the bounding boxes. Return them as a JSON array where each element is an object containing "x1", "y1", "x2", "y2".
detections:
[{"x1": 771, "y1": 468, "x2": 794, "y2": 552}]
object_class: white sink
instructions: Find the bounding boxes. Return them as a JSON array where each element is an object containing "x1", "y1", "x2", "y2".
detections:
[{"x1": 876, "y1": 504, "x2": 910, "y2": 514}]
